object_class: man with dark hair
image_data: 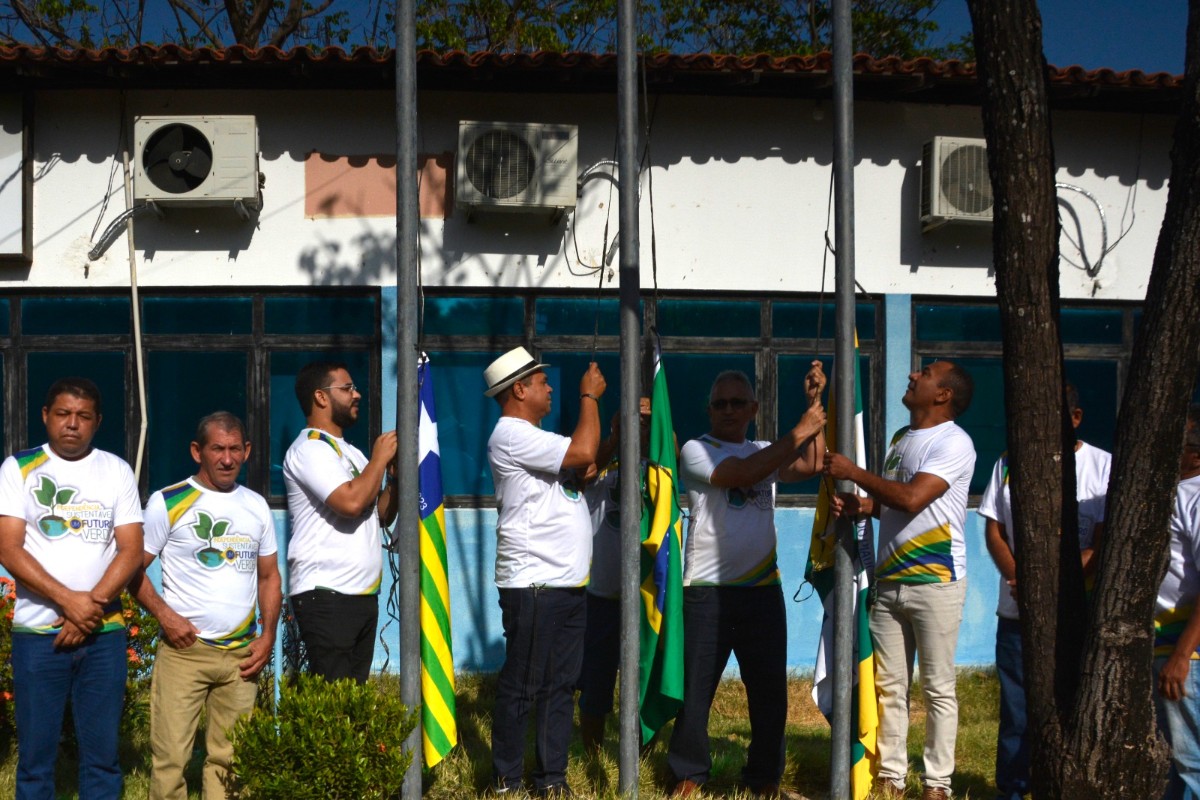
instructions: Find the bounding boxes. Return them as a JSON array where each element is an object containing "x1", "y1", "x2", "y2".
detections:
[
  {"x1": 668, "y1": 363, "x2": 826, "y2": 798},
  {"x1": 283, "y1": 361, "x2": 397, "y2": 682},
  {"x1": 0, "y1": 377, "x2": 144, "y2": 799},
  {"x1": 977, "y1": 384, "x2": 1110, "y2": 800},
  {"x1": 826, "y1": 361, "x2": 977, "y2": 800},
  {"x1": 483, "y1": 346, "x2": 606, "y2": 795},
  {"x1": 130, "y1": 411, "x2": 281, "y2": 800},
  {"x1": 1153, "y1": 404, "x2": 1200, "y2": 800}
]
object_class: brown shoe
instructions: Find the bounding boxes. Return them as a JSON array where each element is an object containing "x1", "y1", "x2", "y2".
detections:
[
  {"x1": 873, "y1": 778, "x2": 904, "y2": 799},
  {"x1": 920, "y1": 788, "x2": 949, "y2": 800},
  {"x1": 671, "y1": 779, "x2": 702, "y2": 798}
]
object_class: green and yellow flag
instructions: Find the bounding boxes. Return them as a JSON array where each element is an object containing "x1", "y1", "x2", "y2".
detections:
[
  {"x1": 638, "y1": 346, "x2": 686, "y2": 743},
  {"x1": 806, "y1": 336, "x2": 879, "y2": 800},
  {"x1": 418, "y1": 354, "x2": 457, "y2": 768}
]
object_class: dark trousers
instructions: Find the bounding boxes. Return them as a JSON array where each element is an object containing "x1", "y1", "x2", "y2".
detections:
[
  {"x1": 492, "y1": 586, "x2": 586, "y2": 790},
  {"x1": 995, "y1": 616, "x2": 1029, "y2": 800},
  {"x1": 291, "y1": 589, "x2": 379, "y2": 684},
  {"x1": 577, "y1": 593, "x2": 620, "y2": 717},
  {"x1": 667, "y1": 585, "x2": 787, "y2": 788}
]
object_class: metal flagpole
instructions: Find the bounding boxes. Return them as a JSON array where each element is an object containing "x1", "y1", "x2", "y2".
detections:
[
  {"x1": 830, "y1": 0, "x2": 858, "y2": 797},
  {"x1": 617, "y1": 0, "x2": 643, "y2": 789},
  {"x1": 396, "y1": 0, "x2": 423, "y2": 796}
]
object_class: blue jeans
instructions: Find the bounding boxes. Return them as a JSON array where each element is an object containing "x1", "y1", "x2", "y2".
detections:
[
  {"x1": 1154, "y1": 656, "x2": 1200, "y2": 800},
  {"x1": 12, "y1": 630, "x2": 128, "y2": 800},
  {"x1": 492, "y1": 586, "x2": 586, "y2": 790},
  {"x1": 994, "y1": 617, "x2": 1029, "y2": 800},
  {"x1": 667, "y1": 585, "x2": 787, "y2": 789}
]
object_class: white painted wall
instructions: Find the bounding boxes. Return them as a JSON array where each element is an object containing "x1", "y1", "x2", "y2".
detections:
[{"x1": 13, "y1": 88, "x2": 1173, "y2": 300}]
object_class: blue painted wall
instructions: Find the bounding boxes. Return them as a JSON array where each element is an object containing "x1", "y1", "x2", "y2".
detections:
[{"x1": 310, "y1": 505, "x2": 1001, "y2": 674}]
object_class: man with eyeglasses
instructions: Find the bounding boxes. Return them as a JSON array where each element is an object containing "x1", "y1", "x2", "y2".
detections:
[
  {"x1": 1153, "y1": 404, "x2": 1200, "y2": 800},
  {"x1": 667, "y1": 364, "x2": 826, "y2": 799},
  {"x1": 283, "y1": 360, "x2": 398, "y2": 682},
  {"x1": 825, "y1": 360, "x2": 976, "y2": 800}
]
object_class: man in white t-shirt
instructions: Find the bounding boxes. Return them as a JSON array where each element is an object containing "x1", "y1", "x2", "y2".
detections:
[
  {"x1": 977, "y1": 384, "x2": 1110, "y2": 800},
  {"x1": 483, "y1": 346, "x2": 606, "y2": 795},
  {"x1": 1154, "y1": 405, "x2": 1200, "y2": 800},
  {"x1": 667, "y1": 364, "x2": 826, "y2": 799},
  {"x1": 283, "y1": 360, "x2": 398, "y2": 683},
  {"x1": 0, "y1": 377, "x2": 144, "y2": 800},
  {"x1": 129, "y1": 412, "x2": 282, "y2": 800},
  {"x1": 826, "y1": 360, "x2": 976, "y2": 800}
]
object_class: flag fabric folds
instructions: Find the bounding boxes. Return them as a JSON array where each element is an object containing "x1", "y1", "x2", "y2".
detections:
[
  {"x1": 806, "y1": 338, "x2": 879, "y2": 800},
  {"x1": 417, "y1": 354, "x2": 457, "y2": 768},
  {"x1": 638, "y1": 346, "x2": 686, "y2": 744}
]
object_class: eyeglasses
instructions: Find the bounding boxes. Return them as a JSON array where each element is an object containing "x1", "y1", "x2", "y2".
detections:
[
  {"x1": 709, "y1": 398, "x2": 750, "y2": 411},
  {"x1": 320, "y1": 383, "x2": 358, "y2": 394}
]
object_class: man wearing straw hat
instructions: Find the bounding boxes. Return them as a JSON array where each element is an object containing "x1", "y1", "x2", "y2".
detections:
[{"x1": 484, "y1": 346, "x2": 606, "y2": 796}]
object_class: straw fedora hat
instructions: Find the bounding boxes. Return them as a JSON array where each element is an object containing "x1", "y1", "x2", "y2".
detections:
[{"x1": 483, "y1": 346, "x2": 549, "y2": 398}]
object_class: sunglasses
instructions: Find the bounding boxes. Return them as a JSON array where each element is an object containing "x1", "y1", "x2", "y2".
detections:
[{"x1": 709, "y1": 398, "x2": 751, "y2": 411}]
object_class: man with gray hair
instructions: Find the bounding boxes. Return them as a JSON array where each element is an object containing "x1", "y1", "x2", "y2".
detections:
[
  {"x1": 483, "y1": 346, "x2": 606, "y2": 796},
  {"x1": 667, "y1": 363, "x2": 826, "y2": 798},
  {"x1": 130, "y1": 411, "x2": 281, "y2": 800}
]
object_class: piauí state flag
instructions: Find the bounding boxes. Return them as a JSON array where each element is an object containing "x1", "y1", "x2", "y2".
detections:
[
  {"x1": 805, "y1": 335, "x2": 879, "y2": 800},
  {"x1": 418, "y1": 354, "x2": 458, "y2": 768},
  {"x1": 638, "y1": 345, "x2": 686, "y2": 743}
]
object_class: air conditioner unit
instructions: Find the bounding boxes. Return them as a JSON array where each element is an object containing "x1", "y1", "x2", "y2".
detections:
[
  {"x1": 920, "y1": 136, "x2": 993, "y2": 231},
  {"x1": 133, "y1": 115, "x2": 260, "y2": 213},
  {"x1": 456, "y1": 121, "x2": 578, "y2": 219}
]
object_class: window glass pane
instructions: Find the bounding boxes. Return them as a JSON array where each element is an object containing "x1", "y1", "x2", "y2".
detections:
[
  {"x1": 1065, "y1": 360, "x2": 1119, "y2": 454},
  {"x1": 777, "y1": 354, "x2": 872, "y2": 495},
  {"x1": 0, "y1": 354, "x2": 4, "y2": 455},
  {"x1": 657, "y1": 300, "x2": 760, "y2": 338},
  {"x1": 23, "y1": 297, "x2": 131, "y2": 336},
  {"x1": 424, "y1": 296, "x2": 524, "y2": 337},
  {"x1": 541, "y1": 352, "x2": 622, "y2": 445},
  {"x1": 0, "y1": 299, "x2": 9, "y2": 336},
  {"x1": 269, "y1": 351, "x2": 371, "y2": 496},
  {"x1": 27, "y1": 352, "x2": 127, "y2": 459},
  {"x1": 535, "y1": 298, "x2": 624, "y2": 336},
  {"x1": 663, "y1": 354, "x2": 757, "y2": 467},
  {"x1": 145, "y1": 351, "x2": 249, "y2": 491},
  {"x1": 264, "y1": 297, "x2": 375, "y2": 336},
  {"x1": 425, "y1": 351, "x2": 503, "y2": 496},
  {"x1": 143, "y1": 297, "x2": 252, "y2": 335},
  {"x1": 921, "y1": 356, "x2": 1004, "y2": 494},
  {"x1": 915, "y1": 304, "x2": 1002, "y2": 343},
  {"x1": 772, "y1": 302, "x2": 876, "y2": 341},
  {"x1": 1061, "y1": 308, "x2": 1124, "y2": 345}
]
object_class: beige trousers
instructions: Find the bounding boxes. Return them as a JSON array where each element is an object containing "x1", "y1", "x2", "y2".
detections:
[{"x1": 149, "y1": 641, "x2": 258, "y2": 800}]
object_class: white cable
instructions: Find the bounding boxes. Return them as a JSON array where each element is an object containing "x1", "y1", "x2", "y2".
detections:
[
  {"x1": 1055, "y1": 182, "x2": 1109, "y2": 279},
  {"x1": 120, "y1": 143, "x2": 149, "y2": 483}
]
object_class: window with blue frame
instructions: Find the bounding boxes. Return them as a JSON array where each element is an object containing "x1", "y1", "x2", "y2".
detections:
[
  {"x1": 0, "y1": 292, "x2": 380, "y2": 502},
  {"x1": 420, "y1": 293, "x2": 881, "y2": 503},
  {"x1": 913, "y1": 300, "x2": 1153, "y2": 494}
]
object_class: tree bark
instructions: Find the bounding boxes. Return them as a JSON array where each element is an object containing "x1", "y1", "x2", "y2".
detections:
[
  {"x1": 971, "y1": 0, "x2": 1200, "y2": 797},
  {"x1": 966, "y1": 1, "x2": 1079, "y2": 795}
]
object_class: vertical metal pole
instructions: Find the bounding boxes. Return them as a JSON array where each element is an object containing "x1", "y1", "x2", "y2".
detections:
[
  {"x1": 830, "y1": 0, "x2": 857, "y2": 797},
  {"x1": 617, "y1": 0, "x2": 642, "y2": 791},
  {"x1": 396, "y1": 0, "x2": 423, "y2": 797}
]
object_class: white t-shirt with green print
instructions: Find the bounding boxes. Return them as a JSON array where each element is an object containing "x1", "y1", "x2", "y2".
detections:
[
  {"x1": 144, "y1": 478, "x2": 276, "y2": 649},
  {"x1": 0, "y1": 444, "x2": 143, "y2": 633}
]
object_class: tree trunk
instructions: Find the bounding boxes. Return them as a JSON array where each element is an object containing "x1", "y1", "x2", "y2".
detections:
[
  {"x1": 970, "y1": 0, "x2": 1200, "y2": 796},
  {"x1": 966, "y1": 0, "x2": 1081, "y2": 795}
]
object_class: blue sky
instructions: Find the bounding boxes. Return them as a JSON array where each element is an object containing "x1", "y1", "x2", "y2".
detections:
[{"x1": 929, "y1": 0, "x2": 1186, "y2": 74}]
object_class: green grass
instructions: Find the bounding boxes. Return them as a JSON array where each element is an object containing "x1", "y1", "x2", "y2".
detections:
[{"x1": 0, "y1": 669, "x2": 1002, "y2": 799}]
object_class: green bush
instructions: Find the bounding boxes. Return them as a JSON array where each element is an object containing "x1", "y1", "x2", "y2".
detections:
[{"x1": 229, "y1": 674, "x2": 416, "y2": 799}]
